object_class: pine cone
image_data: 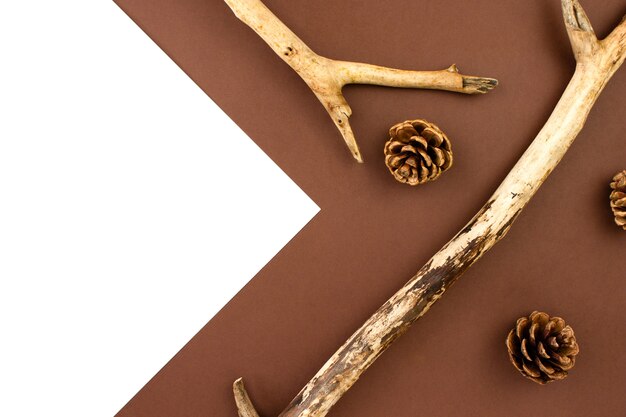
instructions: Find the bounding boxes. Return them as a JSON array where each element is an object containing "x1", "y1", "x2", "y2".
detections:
[
  {"x1": 610, "y1": 170, "x2": 626, "y2": 230},
  {"x1": 506, "y1": 311, "x2": 579, "y2": 385},
  {"x1": 384, "y1": 119, "x2": 453, "y2": 186}
]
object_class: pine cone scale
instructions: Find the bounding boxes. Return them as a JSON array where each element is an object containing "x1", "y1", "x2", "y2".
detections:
[
  {"x1": 515, "y1": 317, "x2": 528, "y2": 339},
  {"x1": 522, "y1": 361, "x2": 541, "y2": 378},
  {"x1": 388, "y1": 154, "x2": 404, "y2": 168},
  {"x1": 423, "y1": 127, "x2": 443, "y2": 146},
  {"x1": 431, "y1": 147, "x2": 445, "y2": 165},
  {"x1": 397, "y1": 164, "x2": 411, "y2": 179},
  {"x1": 536, "y1": 341, "x2": 549, "y2": 359},
  {"x1": 414, "y1": 136, "x2": 428, "y2": 148},
  {"x1": 535, "y1": 358, "x2": 555, "y2": 375},
  {"x1": 520, "y1": 339, "x2": 533, "y2": 362},
  {"x1": 405, "y1": 156, "x2": 417, "y2": 168},
  {"x1": 528, "y1": 322, "x2": 540, "y2": 345}
]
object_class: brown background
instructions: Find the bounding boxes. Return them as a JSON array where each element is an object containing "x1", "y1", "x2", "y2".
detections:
[{"x1": 113, "y1": 1, "x2": 626, "y2": 416}]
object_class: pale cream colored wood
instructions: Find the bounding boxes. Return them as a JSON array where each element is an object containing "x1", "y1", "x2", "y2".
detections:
[
  {"x1": 232, "y1": 2, "x2": 626, "y2": 417},
  {"x1": 224, "y1": 0, "x2": 497, "y2": 162},
  {"x1": 233, "y1": 378, "x2": 260, "y2": 417}
]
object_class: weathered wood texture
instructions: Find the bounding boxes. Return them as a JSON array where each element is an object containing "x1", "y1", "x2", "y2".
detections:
[
  {"x1": 223, "y1": 0, "x2": 497, "y2": 163},
  {"x1": 234, "y1": 378, "x2": 261, "y2": 417},
  {"x1": 232, "y1": 1, "x2": 626, "y2": 417}
]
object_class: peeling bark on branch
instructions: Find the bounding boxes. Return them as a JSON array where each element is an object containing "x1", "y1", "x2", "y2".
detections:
[
  {"x1": 232, "y1": 1, "x2": 626, "y2": 417},
  {"x1": 223, "y1": 0, "x2": 497, "y2": 162}
]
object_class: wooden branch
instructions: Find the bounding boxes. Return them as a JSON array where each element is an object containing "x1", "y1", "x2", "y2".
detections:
[
  {"x1": 233, "y1": 378, "x2": 260, "y2": 417},
  {"x1": 232, "y1": 1, "x2": 626, "y2": 417},
  {"x1": 224, "y1": 0, "x2": 498, "y2": 162}
]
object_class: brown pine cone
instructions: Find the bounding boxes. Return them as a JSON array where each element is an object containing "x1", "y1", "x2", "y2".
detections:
[
  {"x1": 506, "y1": 311, "x2": 579, "y2": 385},
  {"x1": 610, "y1": 170, "x2": 626, "y2": 230},
  {"x1": 384, "y1": 119, "x2": 453, "y2": 186}
]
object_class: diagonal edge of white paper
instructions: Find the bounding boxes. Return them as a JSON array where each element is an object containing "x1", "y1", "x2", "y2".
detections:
[{"x1": 0, "y1": 2, "x2": 319, "y2": 416}]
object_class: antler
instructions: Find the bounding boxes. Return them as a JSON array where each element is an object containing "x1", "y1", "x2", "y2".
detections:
[
  {"x1": 232, "y1": 1, "x2": 626, "y2": 417},
  {"x1": 224, "y1": 0, "x2": 497, "y2": 162}
]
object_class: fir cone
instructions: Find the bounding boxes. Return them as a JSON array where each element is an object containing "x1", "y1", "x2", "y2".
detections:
[
  {"x1": 384, "y1": 119, "x2": 453, "y2": 186},
  {"x1": 506, "y1": 311, "x2": 579, "y2": 384},
  {"x1": 610, "y1": 170, "x2": 626, "y2": 230}
]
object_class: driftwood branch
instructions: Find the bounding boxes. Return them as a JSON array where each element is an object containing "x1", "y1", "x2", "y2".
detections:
[
  {"x1": 232, "y1": 1, "x2": 626, "y2": 417},
  {"x1": 233, "y1": 378, "x2": 260, "y2": 417},
  {"x1": 224, "y1": 0, "x2": 498, "y2": 162}
]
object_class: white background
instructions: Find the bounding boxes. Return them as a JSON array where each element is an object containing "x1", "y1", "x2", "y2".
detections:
[{"x1": 0, "y1": 2, "x2": 318, "y2": 416}]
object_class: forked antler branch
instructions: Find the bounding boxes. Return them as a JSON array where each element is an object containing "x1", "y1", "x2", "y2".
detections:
[
  {"x1": 224, "y1": 0, "x2": 497, "y2": 162},
  {"x1": 232, "y1": 1, "x2": 626, "y2": 417}
]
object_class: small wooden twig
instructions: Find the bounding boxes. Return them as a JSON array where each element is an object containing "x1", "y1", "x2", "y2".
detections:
[
  {"x1": 224, "y1": 0, "x2": 498, "y2": 162},
  {"x1": 233, "y1": 378, "x2": 260, "y2": 417},
  {"x1": 232, "y1": 1, "x2": 626, "y2": 416}
]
